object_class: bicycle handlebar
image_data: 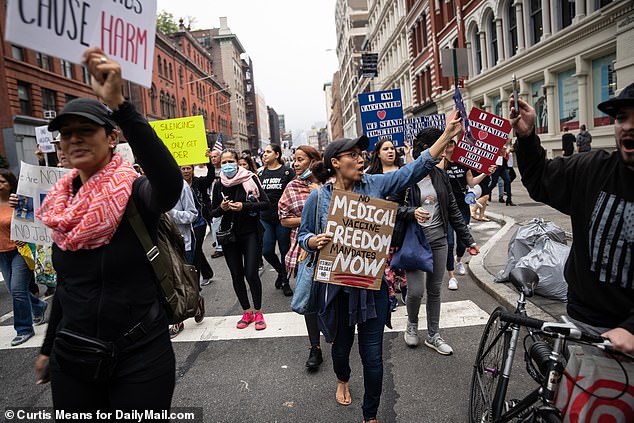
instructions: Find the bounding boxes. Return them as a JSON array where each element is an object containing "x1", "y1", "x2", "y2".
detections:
[{"x1": 499, "y1": 312, "x2": 607, "y2": 345}]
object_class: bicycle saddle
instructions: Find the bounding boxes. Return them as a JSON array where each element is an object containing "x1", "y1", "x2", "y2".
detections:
[{"x1": 509, "y1": 267, "x2": 538, "y2": 297}]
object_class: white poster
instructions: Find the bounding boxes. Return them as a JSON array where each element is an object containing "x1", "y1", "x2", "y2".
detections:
[
  {"x1": 11, "y1": 162, "x2": 70, "y2": 245},
  {"x1": 5, "y1": 0, "x2": 157, "y2": 88},
  {"x1": 35, "y1": 125, "x2": 55, "y2": 154}
]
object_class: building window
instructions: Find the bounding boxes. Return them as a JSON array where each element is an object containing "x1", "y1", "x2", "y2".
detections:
[
  {"x1": 192, "y1": 103, "x2": 197, "y2": 116},
  {"x1": 17, "y1": 82, "x2": 32, "y2": 115},
  {"x1": 149, "y1": 84, "x2": 157, "y2": 114},
  {"x1": 171, "y1": 95, "x2": 176, "y2": 118},
  {"x1": 181, "y1": 98, "x2": 187, "y2": 117},
  {"x1": 493, "y1": 96, "x2": 502, "y2": 116},
  {"x1": 11, "y1": 45, "x2": 24, "y2": 61},
  {"x1": 560, "y1": 0, "x2": 575, "y2": 30},
  {"x1": 179, "y1": 67, "x2": 184, "y2": 86},
  {"x1": 592, "y1": 54, "x2": 616, "y2": 127},
  {"x1": 490, "y1": 17, "x2": 498, "y2": 66},
  {"x1": 421, "y1": 13, "x2": 427, "y2": 46},
  {"x1": 530, "y1": 0, "x2": 543, "y2": 45},
  {"x1": 531, "y1": 80, "x2": 548, "y2": 134},
  {"x1": 169, "y1": 63, "x2": 173, "y2": 80},
  {"x1": 41, "y1": 88, "x2": 56, "y2": 113},
  {"x1": 160, "y1": 91, "x2": 166, "y2": 117},
  {"x1": 190, "y1": 77, "x2": 194, "y2": 94},
  {"x1": 65, "y1": 94, "x2": 78, "y2": 104},
  {"x1": 157, "y1": 55, "x2": 162, "y2": 75},
  {"x1": 596, "y1": 0, "x2": 613, "y2": 8},
  {"x1": 81, "y1": 65, "x2": 91, "y2": 84},
  {"x1": 474, "y1": 29, "x2": 482, "y2": 75},
  {"x1": 163, "y1": 59, "x2": 168, "y2": 77},
  {"x1": 558, "y1": 68, "x2": 579, "y2": 131},
  {"x1": 508, "y1": 3, "x2": 518, "y2": 57},
  {"x1": 36, "y1": 52, "x2": 52, "y2": 71},
  {"x1": 61, "y1": 60, "x2": 75, "y2": 79}
]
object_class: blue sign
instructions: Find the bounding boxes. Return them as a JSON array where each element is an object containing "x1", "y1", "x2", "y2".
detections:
[
  {"x1": 358, "y1": 89, "x2": 405, "y2": 150},
  {"x1": 453, "y1": 86, "x2": 475, "y2": 144},
  {"x1": 404, "y1": 114, "x2": 446, "y2": 144}
]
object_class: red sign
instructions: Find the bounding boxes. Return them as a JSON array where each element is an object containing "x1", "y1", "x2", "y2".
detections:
[{"x1": 452, "y1": 108, "x2": 511, "y2": 175}]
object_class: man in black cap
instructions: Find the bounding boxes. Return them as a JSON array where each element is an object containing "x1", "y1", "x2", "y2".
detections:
[{"x1": 511, "y1": 82, "x2": 634, "y2": 354}]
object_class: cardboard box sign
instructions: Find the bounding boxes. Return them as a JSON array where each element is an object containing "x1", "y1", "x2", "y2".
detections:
[{"x1": 315, "y1": 190, "x2": 398, "y2": 290}]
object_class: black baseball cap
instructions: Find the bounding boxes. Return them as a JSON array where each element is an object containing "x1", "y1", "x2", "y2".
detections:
[
  {"x1": 48, "y1": 98, "x2": 116, "y2": 132},
  {"x1": 323, "y1": 136, "x2": 369, "y2": 172},
  {"x1": 598, "y1": 82, "x2": 634, "y2": 118}
]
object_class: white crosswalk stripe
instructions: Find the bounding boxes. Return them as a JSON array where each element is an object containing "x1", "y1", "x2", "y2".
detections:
[{"x1": 0, "y1": 300, "x2": 489, "y2": 350}]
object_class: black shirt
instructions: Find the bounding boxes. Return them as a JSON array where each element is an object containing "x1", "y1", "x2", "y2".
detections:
[
  {"x1": 258, "y1": 165, "x2": 295, "y2": 222},
  {"x1": 562, "y1": 133, "x2": 575, "y2": 157},
  {"x1": 445, "y1": 160, "x2": 469, "y2": 211}
]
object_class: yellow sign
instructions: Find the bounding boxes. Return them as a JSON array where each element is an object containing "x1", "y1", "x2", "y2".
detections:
[{"x1": 149, "y1": 116, "x2": 209, "y2": 166}]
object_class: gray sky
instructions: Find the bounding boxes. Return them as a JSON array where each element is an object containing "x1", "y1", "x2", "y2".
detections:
[{"x1": 156, "y1": 0, "x2": 339, "y2": 142}]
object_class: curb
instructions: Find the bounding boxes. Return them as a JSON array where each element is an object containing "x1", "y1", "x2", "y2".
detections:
[{"x1": 468, "y1": 211, "x2": 555, "y2": 322}]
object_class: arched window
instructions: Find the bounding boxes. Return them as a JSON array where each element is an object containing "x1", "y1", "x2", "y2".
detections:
[
  {"x1": 179, "y1": 67, "x2": 184, "y2": 86},
  {"x1": 530, "y1": 0, "x2": 543, "y2": 45},
  {"x1": 181, "y1": 98, "x2": 187, "y2": 117},
  {"x1": 190, "y1": 76, "x2": 194, "y2": 94},
  {"x1": 508, "y1": 2, "x2": 518, "y2": 57},
  {"x1": 489, "y1": 16, "x2": 498, "y2": 66},
  {"x1": 559, "y1": 0, "x2": 574, "y2": 30},
  {"x1": 472, "y1": 26, "x2": 482, "y2": 74},
  {"x1": 192, "y1": 103, "x2": 196, "y2": 116},
  {"x1": 168, "y1": 63, "x2": 173, "y2": 80},
  {"x1": 157, "y1": 55, "x2": 162, "y2": 75},
  {"x1": 211, "y1": 112, "x2": 215, "y2": 131},
  {"x1": 149, "y1": 84, "x2": 157, "y2": 114},
  {"x1": 163, "y1": 59, "x2": 167, "y2": 77},
  {"x1": 160, "y1": 91, "x2": 165, "y2": 117}
]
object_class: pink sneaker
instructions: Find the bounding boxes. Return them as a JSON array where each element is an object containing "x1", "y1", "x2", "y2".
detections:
[
  {"x1": 254, "y1": 311, "x2": 266, "y2": 330},
  {"x1": 236, "y1": 311, "x2": 255, "y2": 329}
]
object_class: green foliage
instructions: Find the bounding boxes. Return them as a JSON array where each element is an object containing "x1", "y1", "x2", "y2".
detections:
[{"x1": 157, "y1": 11, "x2": 179, "y2": 35}]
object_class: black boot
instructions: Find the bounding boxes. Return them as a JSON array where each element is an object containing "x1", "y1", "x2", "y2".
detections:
[
  {"x1": 506, "y1": 200, "x2": 516, "y2": 206},
  {"x1": 282, "y1": 283, "x2": 293, "y2": 297},
  {"x1": 306, "y1": 345, "x2": 323, "y2": 369},
  {"x1": 275, "y1": 274, "x2": 284, "y2": 289}
]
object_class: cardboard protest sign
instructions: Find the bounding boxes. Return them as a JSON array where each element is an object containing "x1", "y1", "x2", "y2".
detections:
[
  {"x1": 11, "y1": 162, "x2": 70, "y2": 245},
  {"x1": 452, "y1": 108, "x2": 511, "y2": 175},
  {"x1": 149, "y1": 116, "x2": 209, "y2": 166},
  {"x1": 5, "y1": 0, "x2": 157, "y2": 88},
  {"x1": 358, "y1": 89, "x2": 405, "y2": 150},
  {"x1": 35, "y1": 125, "x2": 55, "y2": 154},
  {"x1": 404, "y1": 114, "x2": 446, "y2": 144},
  {"x1": 315, "y1": 190, "x2": 397, "y2": 290}
]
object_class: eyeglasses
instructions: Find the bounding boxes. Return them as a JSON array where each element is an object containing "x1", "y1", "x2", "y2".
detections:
[{"x1": 336, "y1": 151, "x2": 362, "y2": 160}]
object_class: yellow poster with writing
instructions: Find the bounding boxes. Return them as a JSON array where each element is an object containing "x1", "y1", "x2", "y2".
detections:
[{"x1": 149, "y1": 116, "x2": 209, "y2": 166}]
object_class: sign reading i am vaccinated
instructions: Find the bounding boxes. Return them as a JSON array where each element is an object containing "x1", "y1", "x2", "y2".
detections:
[{"x1": 358, "y1": 89, "x2": 404, "y2": 150}]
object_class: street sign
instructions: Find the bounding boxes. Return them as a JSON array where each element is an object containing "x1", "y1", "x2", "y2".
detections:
[
  {"x1": 441, "y1": 48, "x2": 470, "y2": 78},
  {"x1": 360, "y1": 53, "x2": 379, "y2": 78},
  {"x1": 358, "y1": 89, "x2": 405, "y2": 150}
]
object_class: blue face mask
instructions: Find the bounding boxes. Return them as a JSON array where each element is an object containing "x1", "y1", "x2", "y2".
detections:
[
  {"x1": 299, "y1": 168, "x2": 312, "y2": 180},
  {"x1": 221, "y1": 163, "x2": 238, "y2": 178}
]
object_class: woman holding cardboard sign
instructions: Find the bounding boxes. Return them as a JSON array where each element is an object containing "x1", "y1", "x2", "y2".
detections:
[{"x1": 297, "y1": 111, "x2": 462, "y2": 423}]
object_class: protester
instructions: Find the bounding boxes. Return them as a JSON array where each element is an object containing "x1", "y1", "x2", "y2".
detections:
[
  {"x1": 180, "y1": 164, "x2": 214, "y2": 286},
  {"x1": 211, "y1": 149, "x2": 270, "y2": 330},
  {"x1": 258, "y1": 144, "x2": 295, "y2": 296},
  {"x1": 278, "y1": 145, "x2": 324, "y2": 369},
  {"x1": 395, "y1": 128, "x2": 479, "y2": 354},
  {"x1": 34, "y1": 48, "x2": 180, "y2": 415},
  {"x1": 576, "y1": 124, "x2": 592, "y2": 152},
  {"x1": 239, "y1": 154, "x2": 258, "y2": 173},
  {"x1": 440, "y1": 139, "x2": 489, "y2": 290},
  {"x1": 297, "y1": 111, "x2": 462, "y2": 423},
  {"x1": 561, "y1": 126, "x2": 575, "y2": 157},
  {"x1": 0, "y1": 169, "x2": 47, "y2": 346},
  {"x1": 209, "y1": 149, "x2": 224, "y2": 258},
  {"x1": 471, "y1": 171, "x2": 492, "y2": 222},
  {"x1": 365, "y1": 138, "x2": 406, "y2": 310},
  {"x1": 511, "y1": 82, "x2": 634, "y2": 354},
  {"x1": 488, "y1": 140, "x2": 515, "y2": 206}
]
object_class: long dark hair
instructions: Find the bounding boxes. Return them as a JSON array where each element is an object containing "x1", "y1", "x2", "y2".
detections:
[
  {"x1": 221, "y1": 148, "x2": 240, "y2": 162},
  {"x1": 0, "y1": 168, "x2": 17, "y2": 194},
  {"x1": 268, "y1": 144, "x2": 284, "y2": 166},
  {"x1": 412, "y1": 127, "x2": 443, "y2": 159},
  {"x1": 239, "y1": 154, "x2": 258, "y2": 173},
  {"x1": 366, "y1": 139, "x2": 400, "y2": 174}
]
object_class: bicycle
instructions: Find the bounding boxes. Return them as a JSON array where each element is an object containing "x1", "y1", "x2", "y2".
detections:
[{"x1": 468, "y1": 267, "x2": 629, "y2": 423}]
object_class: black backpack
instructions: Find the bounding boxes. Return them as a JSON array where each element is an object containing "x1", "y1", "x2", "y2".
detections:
[{"x1": 126, "y1": 198, "x2": 199, "y2": 324}]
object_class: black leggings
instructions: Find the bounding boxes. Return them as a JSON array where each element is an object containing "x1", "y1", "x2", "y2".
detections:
[
  {"x1": 223, "y1": 231, "x2": 263, "y2": 310},
  {"x1": 193, "y1": 224, "x2": 214, "y2": 280},
  {"x1": 305, "y1": 313, "x2": 320, "y2": 346}
]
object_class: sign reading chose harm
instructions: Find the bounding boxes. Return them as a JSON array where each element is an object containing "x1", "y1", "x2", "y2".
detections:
[
  {"x1": 315, "y1": 190, "x2": 397, "y2": 291},
  {"x1": 150, "y1": 116, "x2": 208, "y2": 166},
  {"x1": 5, "y1": 0, "x2": 157, "y2": 87}
]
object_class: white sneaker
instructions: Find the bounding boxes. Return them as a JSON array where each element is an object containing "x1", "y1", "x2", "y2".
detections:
[
  {"x1": 404, "y1": 321, "x2": 419, "y2": 347},
  {"x1": 425, "y1": 333, "x2": 453, "y2": 355},
  {"x1": 448, "y1": 277, "x2": 458, "y2": 290},
  {"x1": 456, "y1": 261, "x2": 466, "y2": 275}
]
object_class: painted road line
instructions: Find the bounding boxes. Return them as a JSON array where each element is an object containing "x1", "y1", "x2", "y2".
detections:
[{"x1": 0, "y1": 300, "x2": 489, "y2": 350}]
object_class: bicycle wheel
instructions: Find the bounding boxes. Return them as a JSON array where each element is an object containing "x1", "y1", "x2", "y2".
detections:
[{"x1": 469, "y1": 306, "x2": 511, "y2": 423}]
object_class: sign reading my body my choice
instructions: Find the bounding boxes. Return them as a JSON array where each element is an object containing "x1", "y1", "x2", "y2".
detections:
[
  {"x1": 5, "y1": 0, "x2": 157, "y2": 87},
  {"x1": 315, "y1": 190, "x2": 397, "y2": 291},
  {"x1": 358, "y1": 89, "x2": 404, "y2": 150},
  {"x1": 452, "y1": 108, "x2": 512, "y2": 175},
  {"x1": 150, "y1": 116, "x2": 209, "y2": 166}
]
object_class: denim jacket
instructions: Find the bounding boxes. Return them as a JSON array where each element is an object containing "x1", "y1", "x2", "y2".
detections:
[{"x1": 297, "y1": 150, "x2": 438, "y2": 342}]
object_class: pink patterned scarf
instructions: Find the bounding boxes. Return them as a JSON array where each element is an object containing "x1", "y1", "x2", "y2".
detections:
[
  {"x1": 36, "y1": 153, "x2": 138, "y2": 251},
  {"x1": 220, "y1": 166, "x2": 260, "y2": 199}
]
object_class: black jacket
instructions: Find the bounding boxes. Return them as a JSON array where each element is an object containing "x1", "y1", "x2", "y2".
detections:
[
  {"x1": 41, "y1": 101, "x2": 183, "y2": 357},
  {"x1": 211, "y1": 176, "x2": 270, "y2": 236},
  {"x1": 390, "y1": 167, "x2": 475, "y2": 248}
]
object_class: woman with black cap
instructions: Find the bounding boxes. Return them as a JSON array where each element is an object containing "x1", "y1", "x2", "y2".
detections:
[
  {"x1": 33, "y1": 48, "x2": 182, "y2": 417},
  {"x1": 297, "y1": 111, "x2": 462, "y2": 423}
]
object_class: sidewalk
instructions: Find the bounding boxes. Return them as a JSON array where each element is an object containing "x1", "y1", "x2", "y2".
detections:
[{"x1": 468, "y1": 180, "x2": 570, "y2": 322}]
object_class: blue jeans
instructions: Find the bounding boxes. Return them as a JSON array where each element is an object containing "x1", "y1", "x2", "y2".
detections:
[
  {"x1": 447, "y1": 206, "x2": 470, "y2": 271},
  {"x1": 261, "y1": 220, "x2": 291, "y2": 278},
  {"x1": 489, "y1": 167, "x2": 511, "y2": 201},
  {"x1": 331, "y1": 283, "x2": 389, "y2": 420},
  {"x1": 0, "y1": 249, "x2": 46, "y2": 335}
]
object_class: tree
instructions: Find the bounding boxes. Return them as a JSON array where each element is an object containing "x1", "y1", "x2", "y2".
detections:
[{"x1": 156, "y1": 11, "x2": 179, "y2": 35}]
